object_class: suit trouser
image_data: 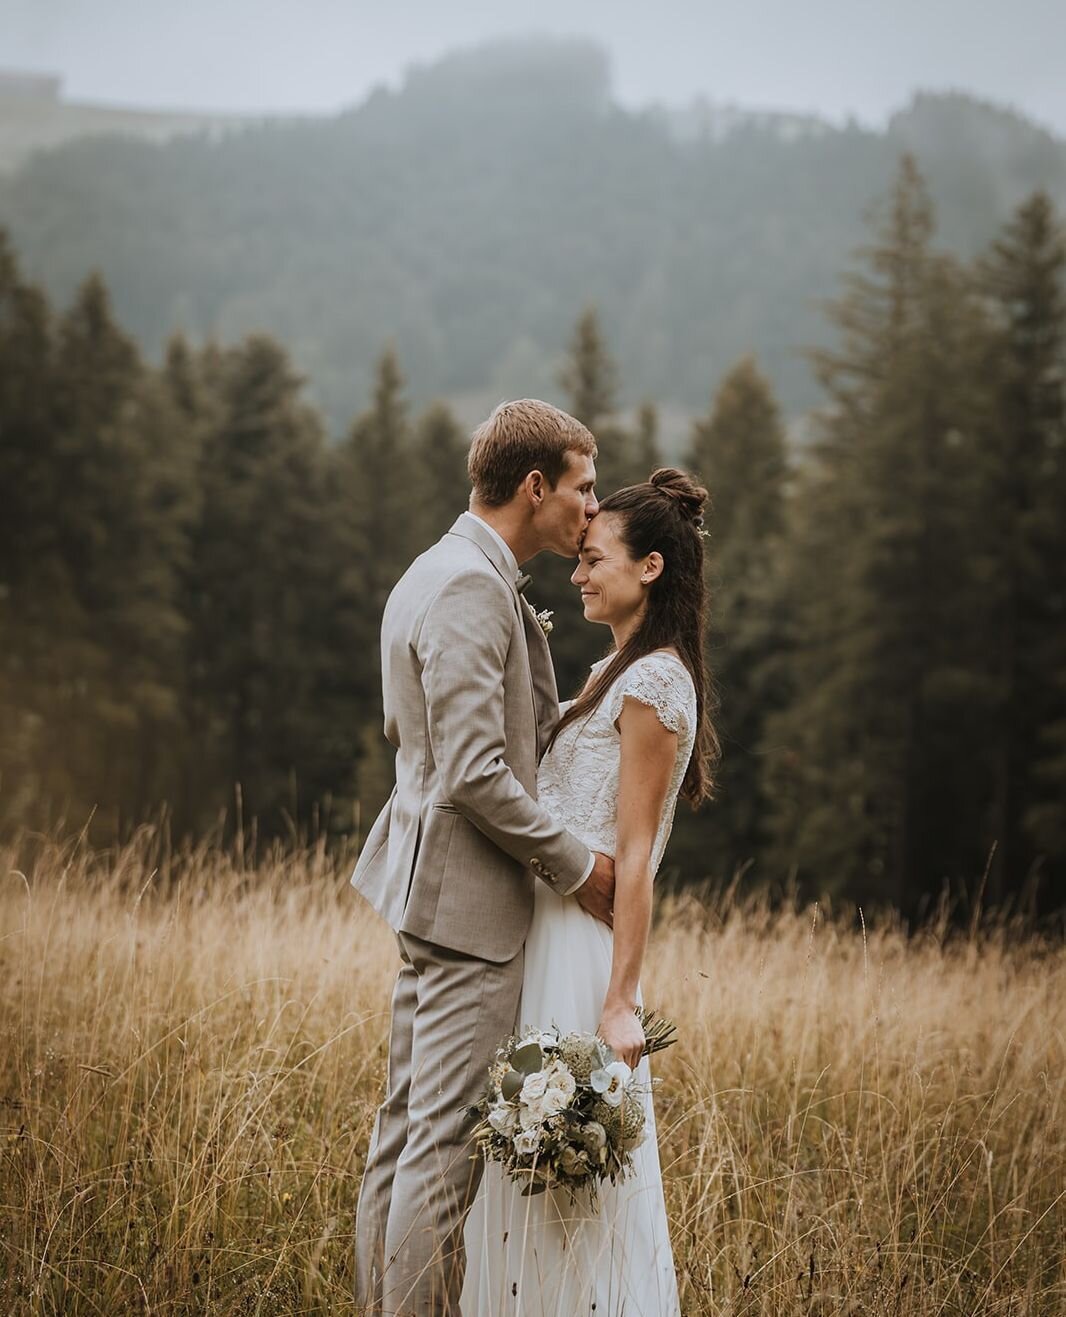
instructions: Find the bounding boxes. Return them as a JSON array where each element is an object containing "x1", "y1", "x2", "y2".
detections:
[{"x1": 355, "y1": 930, "x2": 524, "y2": 1315}]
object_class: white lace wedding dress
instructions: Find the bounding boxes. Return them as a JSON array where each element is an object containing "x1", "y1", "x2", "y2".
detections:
[{"x1": 461, "y1": 650, "x2": 697, "y2": 1317}]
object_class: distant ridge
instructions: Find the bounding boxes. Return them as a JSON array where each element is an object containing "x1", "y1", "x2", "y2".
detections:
[
  {"x1": 0, "y1": 70, "x2": 257, "y2": 172},
  {"x1": 1, "y1": 39, "x2": 1063, "y2": 424}
]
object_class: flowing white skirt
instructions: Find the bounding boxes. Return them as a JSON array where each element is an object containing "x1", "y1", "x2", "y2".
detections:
[{"x1": 460, "y1": 881, "x2": 680, "y2": 1316}]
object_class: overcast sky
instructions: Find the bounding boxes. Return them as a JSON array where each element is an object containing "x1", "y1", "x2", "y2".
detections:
[{"x1": 4, "y1": 0, "x2": 1065, "y2": 134}]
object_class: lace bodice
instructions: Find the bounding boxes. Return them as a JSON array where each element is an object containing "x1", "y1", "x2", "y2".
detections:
[{"x1": 537, "y1": 651, "x2": 697, "y2": 873}]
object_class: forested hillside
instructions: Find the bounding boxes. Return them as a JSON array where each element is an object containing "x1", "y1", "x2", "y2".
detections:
[
  {"x1": 2, "y1": 154, "x2": 1064, "y2": 913},
  {"x1": 2, "y1": 38, "x2": 1064, "y2": 425}
]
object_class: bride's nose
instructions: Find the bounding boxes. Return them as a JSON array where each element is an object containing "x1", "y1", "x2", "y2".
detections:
[{"x1": 571, "y1": 560, "x2": 587, "y2": 586}]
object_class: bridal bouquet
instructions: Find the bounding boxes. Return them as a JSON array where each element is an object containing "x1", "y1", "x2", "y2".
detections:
[{"x1": 469, "y1": 1008, "x2": 677, "y2": 1202}]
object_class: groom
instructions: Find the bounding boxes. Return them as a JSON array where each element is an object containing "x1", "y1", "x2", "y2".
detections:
[{"x1": 351, "y1": 398, "x2": 616, "y2": 1314}]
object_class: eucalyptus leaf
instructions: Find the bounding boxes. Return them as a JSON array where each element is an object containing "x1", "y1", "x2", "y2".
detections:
[
  {"x1": 521, "y1": 1180, "x2": 548, "y2": 1196},
  {"x1": 501, "y1": 1069, "x2": 524, "y2": 1101},
  {"x1": 511, "y1": 1042, "x2": 543, "y2": 1074}
]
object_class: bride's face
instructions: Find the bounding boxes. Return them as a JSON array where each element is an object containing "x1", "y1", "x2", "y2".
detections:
[{"x1": 571, "y1": 513, "x2": 649, "y2": 630}]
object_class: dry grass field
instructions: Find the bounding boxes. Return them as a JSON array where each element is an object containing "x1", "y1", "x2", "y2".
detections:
[{"x1": 1, "y1": 830, "x2": 1063, "y2": 1315}]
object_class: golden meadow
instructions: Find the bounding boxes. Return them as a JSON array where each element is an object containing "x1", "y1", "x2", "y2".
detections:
[{"x1": 1, "y1": 832, "x2": 1063, "y2": 1315}]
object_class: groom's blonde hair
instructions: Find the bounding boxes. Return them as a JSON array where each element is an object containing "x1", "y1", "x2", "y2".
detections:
[{"x1": 467, "y1": 399, "x2": 597, "y2": 507}]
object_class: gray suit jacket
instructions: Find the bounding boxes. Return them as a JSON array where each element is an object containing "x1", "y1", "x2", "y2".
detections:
[{"x1": 350, "y1": 513, "x2": 592, "y2": 962}]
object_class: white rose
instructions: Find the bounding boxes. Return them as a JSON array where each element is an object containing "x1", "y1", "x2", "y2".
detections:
[
  {"x1": 519, "y1": 1098, "x2": 546, "y2": 1129},
  {"x1": 540, "y1": 1087, "x2": 571, "y2": 1118},
  {"x1": 520, "y1": 1071, "x2": 549, "y2": 1102},
  {"x1": 513, "y1": 1128, "x2": 541, "y2": 1157},
  {"x1": 546, "y1": 1064, "x2": 576, "y2": 1100}
]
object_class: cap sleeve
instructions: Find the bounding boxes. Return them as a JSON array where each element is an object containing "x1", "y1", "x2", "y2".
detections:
[{"x1": 607, "y1": 654, "x2": 693, "y2": 736}]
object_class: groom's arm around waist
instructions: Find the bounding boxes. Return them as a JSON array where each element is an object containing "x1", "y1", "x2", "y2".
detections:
[{"x1": 418, "y1": 569, "x2": 591, "y2": 895}]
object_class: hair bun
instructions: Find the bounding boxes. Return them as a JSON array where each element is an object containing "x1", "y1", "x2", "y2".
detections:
[{"x1": 649, "y1": 468, "x2": 708, "y2": 527}]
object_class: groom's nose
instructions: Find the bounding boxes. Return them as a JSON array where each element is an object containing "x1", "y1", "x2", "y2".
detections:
[{"x1": 585, "y1": 492, "x2": 599, "y2": 517}]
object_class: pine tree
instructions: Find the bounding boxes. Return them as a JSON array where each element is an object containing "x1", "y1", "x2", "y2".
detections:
[
  {"x1": 341, "y1": 347, "x2": 415, "y2": 621},
  {"x1": 336, "y1": 348, "x2": 418, "y2": 823},
  {"x1": 412, "y1": 400, "x2": 470, "y2": 549},
  {"x1": 558, "y1": 305, "x2": 642, "y2": 494},
  {"x1": 682, "y1": 356, "x2": 789, "y2": 880},
  {"x1": 976, "y1": 192, "x2": 1066, "y2": 904},
  {"x1": 559, "y1": 306, "x2": 617, "y2": 432},
  {"x1": 1, "y1": 255, "x2": 200, "y2": 835},
  {"x1": 188, "y1": 335, "x2": 359, "y2": 835},
  {"x1": 542, "y1": 310, "x2": 615, "y2": 696},
  {"x1": 0, "y1": 233, "x2": 64, "y2": 827},
  {"x1": 46, "y1": 273, "x2": 194, "y2": 832},
  {"x1": 635, "y1": 401, "x2": 663, "y2": 477},
  {"x1": 765, "y1": 157, "x2": 989, "y2": 908}
]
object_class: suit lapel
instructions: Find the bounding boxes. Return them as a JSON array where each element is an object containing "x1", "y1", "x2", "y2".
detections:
[
  {"x1": 447, "y1": 513, "x2": 540, "y2": 726},
  {"x1": 520, "y1": 598, "x2": 561, "y2": 758}
]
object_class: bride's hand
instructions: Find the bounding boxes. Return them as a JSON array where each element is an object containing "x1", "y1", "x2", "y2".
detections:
[
  {"x1": 575, "y1": 852, "x2": 615, "y2": 928},
  {"x1": 597, "y1": 1002, "x2": 645, "y2": 1070}
]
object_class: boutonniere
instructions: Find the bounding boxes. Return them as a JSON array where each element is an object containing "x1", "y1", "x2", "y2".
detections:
[{"x1": 533, "y1": 607, "x2": 554, "y2": 637}]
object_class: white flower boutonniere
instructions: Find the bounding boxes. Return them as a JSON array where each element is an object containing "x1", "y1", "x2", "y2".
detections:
[{"x1": 534, "y1": 608, "x2": 554, "y2": 637}]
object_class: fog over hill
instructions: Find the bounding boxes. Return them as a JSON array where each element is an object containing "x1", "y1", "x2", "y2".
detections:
[
  {"x1": 0, "y1": 71, "x2": 255, "y2": 173},
  {"x1": 2, "y1": 38, "x2": 1063, "y2": 427}
]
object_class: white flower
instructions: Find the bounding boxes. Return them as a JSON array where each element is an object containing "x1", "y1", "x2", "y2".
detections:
[
  {"x1": 545, "y1": 1061, "x2": 576, "y2": 1100},
  {"x1": 534, "y1": 608, "x2": 554, "y2": 636},
  {"x1": 513, "y1": 1128, "x2": 541, "y2": 1157},
  {"x1": 519, "y1": 1099, "x2": 546, "y2": 1128},
  {"x1": 539, "y1": 1087, "x2": 571, "y2": 1117},
  {"x1": 590, "y1": 1060, "x2": 631, "y2": 1108},
  {"x1": 520, "y1": 1071, "x2": 548, "y2": 1103},
  {"x1": 487, "y1": 1102, "x2": 517, "y2": 1136}
]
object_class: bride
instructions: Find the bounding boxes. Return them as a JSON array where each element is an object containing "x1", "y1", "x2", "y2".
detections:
[{"x1": 461, "y1": 467, "x2": 718, "y2": 1316}]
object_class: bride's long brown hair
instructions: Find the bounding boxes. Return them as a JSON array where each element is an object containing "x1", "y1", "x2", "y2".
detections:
[{"x1": 546, "y1": 468, "x2": 719, "y2": 805}]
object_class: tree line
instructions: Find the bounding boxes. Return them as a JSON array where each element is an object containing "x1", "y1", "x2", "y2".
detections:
[{"x1": 1, "y1": 157, "x2": 1063, "y2": 915}]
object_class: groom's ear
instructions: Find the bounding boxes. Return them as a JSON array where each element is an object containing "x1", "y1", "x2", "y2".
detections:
[{"x1": 523, "y1": 469, "x2": 546, "y2": 508}]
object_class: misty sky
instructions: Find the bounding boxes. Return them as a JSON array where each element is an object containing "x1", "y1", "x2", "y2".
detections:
[{"x1": 5, "y1": 0, "x2": 1066, "y2": 134}]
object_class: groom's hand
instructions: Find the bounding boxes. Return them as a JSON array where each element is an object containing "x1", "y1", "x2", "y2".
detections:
[{"x1": 576, "y1": 852, "x2": 615, "y2": 928}]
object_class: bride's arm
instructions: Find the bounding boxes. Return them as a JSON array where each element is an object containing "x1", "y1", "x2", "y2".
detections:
[{"x1": 597, "y1": 696, "x2": 678, "y2": 1069}]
